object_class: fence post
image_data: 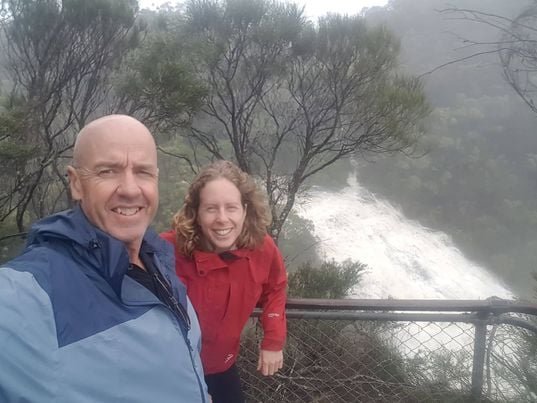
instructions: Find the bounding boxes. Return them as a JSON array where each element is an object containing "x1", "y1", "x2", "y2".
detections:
[{"x1": 471, "y1": 314, "x2": 488, "y2": 400}]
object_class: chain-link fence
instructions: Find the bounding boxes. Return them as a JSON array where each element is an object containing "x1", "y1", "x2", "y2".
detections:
[{"x1": 238, "y1": 299, "x2": 537, "y2": 402}]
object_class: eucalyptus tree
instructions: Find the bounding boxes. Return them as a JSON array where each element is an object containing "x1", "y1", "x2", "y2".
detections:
[
  {"x1": 0, "y1": 0, "x2": 140, "y2": 231},
  {"x1": 130, "y1": 0, "x2": 430, "y2": 240},
  {"x1": 113, "y1": 6, "x2": 207, "y2": 135},
  {"x1": 261, "y1": 14, "x2": 429, "y2": 238}
]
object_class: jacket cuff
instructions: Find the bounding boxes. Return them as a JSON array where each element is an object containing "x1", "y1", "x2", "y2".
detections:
[{"x1": 261, "y1": 337, "x2": 286, "y2": 351}]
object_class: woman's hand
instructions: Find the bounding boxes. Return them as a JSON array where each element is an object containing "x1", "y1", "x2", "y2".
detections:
[{"x1": 257, "y1": 349, "x2": 283, "y2": 376}]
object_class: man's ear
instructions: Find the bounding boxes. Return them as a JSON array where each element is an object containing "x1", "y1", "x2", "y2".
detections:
[{"x1": 67, "y1": 166, "x2": 82, "y2": 201}]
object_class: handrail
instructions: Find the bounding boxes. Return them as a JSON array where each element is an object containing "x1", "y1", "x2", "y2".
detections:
[
  {"x1": 259, "y1": 310, "x2": 487, "y2": 323},
  {"x1": 285, "y1": 297, "x2": 537, "y2": 316}
]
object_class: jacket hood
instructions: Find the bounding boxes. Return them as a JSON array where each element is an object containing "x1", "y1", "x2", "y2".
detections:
[{"x1": 25, "y1": 205, "x2": 169, "y2": 296}]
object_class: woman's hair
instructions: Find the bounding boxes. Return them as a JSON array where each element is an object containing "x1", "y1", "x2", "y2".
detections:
[{"x1": 172, "y1": 160, "x2": 271, "y2": 257}]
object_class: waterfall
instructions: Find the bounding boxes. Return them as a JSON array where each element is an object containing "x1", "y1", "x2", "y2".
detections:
[{"x1": 296, "y1": 174, "x2": 513, "y2": 300}]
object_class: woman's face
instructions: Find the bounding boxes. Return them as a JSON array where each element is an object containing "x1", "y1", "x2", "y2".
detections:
[{"x1": 197, "y1": 177, "x2": 247, "y2": 253}]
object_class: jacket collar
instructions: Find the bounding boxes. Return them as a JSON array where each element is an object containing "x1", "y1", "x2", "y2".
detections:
[
  {"x1": 26, "y1": 205, "x2": 171, "y2": 296},
  {"x1": 192, "y1": 248, "x2": 251, "y2": 275}
]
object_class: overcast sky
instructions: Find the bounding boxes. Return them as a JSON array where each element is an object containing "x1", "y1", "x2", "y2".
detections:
[{"x1": 139, "y1": 0, "x2": 388, "y2": 18}]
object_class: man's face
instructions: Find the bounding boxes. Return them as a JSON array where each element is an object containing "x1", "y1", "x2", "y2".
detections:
[{"x1": 68, "y1": 118, "x2": 158, "y2": 254}]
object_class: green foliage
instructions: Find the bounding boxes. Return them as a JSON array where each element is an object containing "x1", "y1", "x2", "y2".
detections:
[
  {"x1": 355, "y1": 0, "x2": 537, "y2": 298},
  {"x1": 153, "y1": 138, "x2": 200, "y2": 232},
  {"x1": 114, "y1": 29, "x2": 207, "y2": 131},
  {"x1": 125, "y1": 0, "x2": 430, "y2": 242},
  {"x1": 277, "y1": 211, "x2": 320, "y2": 269},
  {"x1": 0, "y1": 0, "x2": 141, "y2": 230},
  {"x1": 62, "y1": 0, "x2": 138, "y2": 26},
  {"x1": 0, "y1": 141, "x2": 34, "y2": 161},
  {"x1": 0, "y1": 106, "x2": 35, "y2": 167},
  {"x1": 287, "y1": 259, "x2": 366, "y2": 299},
  {"x1": 0, "y1": 218, "x2": 24, "y2": 263}
]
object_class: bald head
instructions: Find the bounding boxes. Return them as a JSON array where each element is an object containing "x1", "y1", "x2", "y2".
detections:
[{"x1": 73, "y1": 115, "x2": 156, "y2": 168}]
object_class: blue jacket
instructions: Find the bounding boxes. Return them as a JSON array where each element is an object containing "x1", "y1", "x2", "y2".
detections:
[{"x1": 0, "y1": 207, "x2": 208, "y2": 402}]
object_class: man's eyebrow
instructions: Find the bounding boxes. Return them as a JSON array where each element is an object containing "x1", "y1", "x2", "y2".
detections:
[
  {"x1": 89, "y1": 162, "x2": 156, "y2": 170},
  {"x1": 133, "y1": 163, "x2": 158, "y2": 171},
  {"x1": 93, "y1": 161, "x2": 122, "y2": 168}
]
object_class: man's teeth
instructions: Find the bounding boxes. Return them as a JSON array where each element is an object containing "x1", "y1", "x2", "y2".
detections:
[
  {"x1": 214, "y1": 229, "x2": 232, "y2": 236},
  {"x1": 114, "y1": 207, "x2": 140, "y2": 216}
]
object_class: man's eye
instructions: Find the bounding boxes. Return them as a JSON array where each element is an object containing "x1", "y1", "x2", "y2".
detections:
[
  {"x1": 138, "y1": 170, "x2": 156, "y2": 177},
  {"x1": 98, "y1": 169, "x2": 116, "y2": 177}
]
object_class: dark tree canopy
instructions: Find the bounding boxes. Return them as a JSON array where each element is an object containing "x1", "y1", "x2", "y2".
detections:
[
  {"x1": 136, "y1": 0, "x2": 429, "y2": 240},
  {"x1": 0, "y1": 0, "x2": 140, "y2": 231},
  {"x1": 0, "y1": 0, "x2": 429, "y2": 249},
  {"x1": 0, "y1": 0, "x2": 207, "y2": 232}
]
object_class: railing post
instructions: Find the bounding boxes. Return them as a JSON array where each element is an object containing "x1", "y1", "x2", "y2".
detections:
[{"x1": 471, "y1": 314, "x2": 488, "y2": 400}]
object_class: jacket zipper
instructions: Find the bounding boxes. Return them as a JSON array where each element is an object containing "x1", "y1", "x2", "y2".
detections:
[{"x1": 150, "y1": 272, "x2": 206, "y2": 403}]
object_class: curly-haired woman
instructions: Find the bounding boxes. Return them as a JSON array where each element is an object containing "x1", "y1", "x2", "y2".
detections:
[{"x1": 161, "y1": 160, "x2": 287, "y2": 403}]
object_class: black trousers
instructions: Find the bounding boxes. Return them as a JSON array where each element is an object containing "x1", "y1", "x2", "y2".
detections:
[{"x1": 204, "y1": 364, "x2": 245, "y2": 403}]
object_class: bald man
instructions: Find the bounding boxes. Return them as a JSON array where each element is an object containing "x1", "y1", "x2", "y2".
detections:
[{"x1": 0, "y1": 115, "x2": 209, "y2": 402}]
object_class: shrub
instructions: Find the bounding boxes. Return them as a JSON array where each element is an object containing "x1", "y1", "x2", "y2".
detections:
[{"x1": 287, "y1": 259, "x2": 366, "y2": 299}]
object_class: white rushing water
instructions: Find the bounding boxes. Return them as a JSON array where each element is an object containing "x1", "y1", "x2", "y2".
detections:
[{"x1": 296, "y1": 174, "x2": 513, "y2": 300}]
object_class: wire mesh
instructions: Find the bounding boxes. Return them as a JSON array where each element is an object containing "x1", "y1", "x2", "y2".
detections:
[{"x1": 238, "y1": 312, "x2": 537, "y2": 403}]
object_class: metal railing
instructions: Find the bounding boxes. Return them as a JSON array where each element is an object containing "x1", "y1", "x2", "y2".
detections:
[{"x1": 238, "y1": 298, "x2": 537, "y2": 402}]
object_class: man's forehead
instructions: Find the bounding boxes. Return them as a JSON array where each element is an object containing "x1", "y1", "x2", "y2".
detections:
[
  {"x1": 88, "y1": 138, "x2": 156, "y2": 151},
  {"x1": 85, "y1": 133, "x2": 155, "y2": 148},
  {"x1": 78, "y1": 134, "x2": 156, "y2": 164},
  {"x1": 87, "y1": 146, "x2": 157, "y2": 164},
  {"x1": 74, "y1": 115, "x2": 156, "y2": 165}
]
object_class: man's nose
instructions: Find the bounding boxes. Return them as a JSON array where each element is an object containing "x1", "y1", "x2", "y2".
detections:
[{"x1": 116, "y1": 170, "x2": 142, "y2": 196}]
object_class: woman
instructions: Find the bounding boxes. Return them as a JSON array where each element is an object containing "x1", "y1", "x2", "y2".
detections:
[{"x1": 161, "y1": 160, "x2": 287, "y2": 403}]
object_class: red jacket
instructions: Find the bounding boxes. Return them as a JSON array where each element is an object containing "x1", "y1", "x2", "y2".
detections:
[{"x1": 160, "y1": 231, "x2": 287, "y2": 375}]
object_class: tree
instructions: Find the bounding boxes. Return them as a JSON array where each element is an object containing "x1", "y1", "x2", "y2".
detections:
[
  {"x1": 498, "y1": 2, "x2": 537, "y2": 114},
  {"x1": 438, "y1": 2, "x2": 537, "y2": 114},
  {"x1": 0, "y1": 0, "x2": 140, "y2": 231},
  {"x1": 142, "y1": 0, "x2": 430, "y2": 240},
  {"x1": 113, "y1": 13, "x2": 207, "y2": 134}
]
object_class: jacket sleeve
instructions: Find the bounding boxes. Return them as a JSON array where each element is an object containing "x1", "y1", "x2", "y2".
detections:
[
  {"x1": 0, "y1": 267, "x2": 57, "y2": 401},
  {"x1": 259, "y1": 238, "x2": 287, "y2": 351}
]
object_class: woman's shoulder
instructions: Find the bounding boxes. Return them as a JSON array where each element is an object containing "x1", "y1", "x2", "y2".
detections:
[
  {"x1": 159, "y1": 230, "x2": 176, "y2": 245},
  {"x1": 262, "y1": 233, "x2": 277, "y2": 247},
  {"x1": 159, "y1": 230, "x2": 193, "y2": 261},
  {"x1": 253, "y1": 234, "x2": 278, "y2": 255}
]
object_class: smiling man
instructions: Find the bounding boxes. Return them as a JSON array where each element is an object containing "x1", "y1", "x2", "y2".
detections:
[
  {"x1": 0, "y1": 115, "x2": 209, "y2": 402},
  {"x1": 68, "y1": 115, "x2": 159, "y2": 267}
]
